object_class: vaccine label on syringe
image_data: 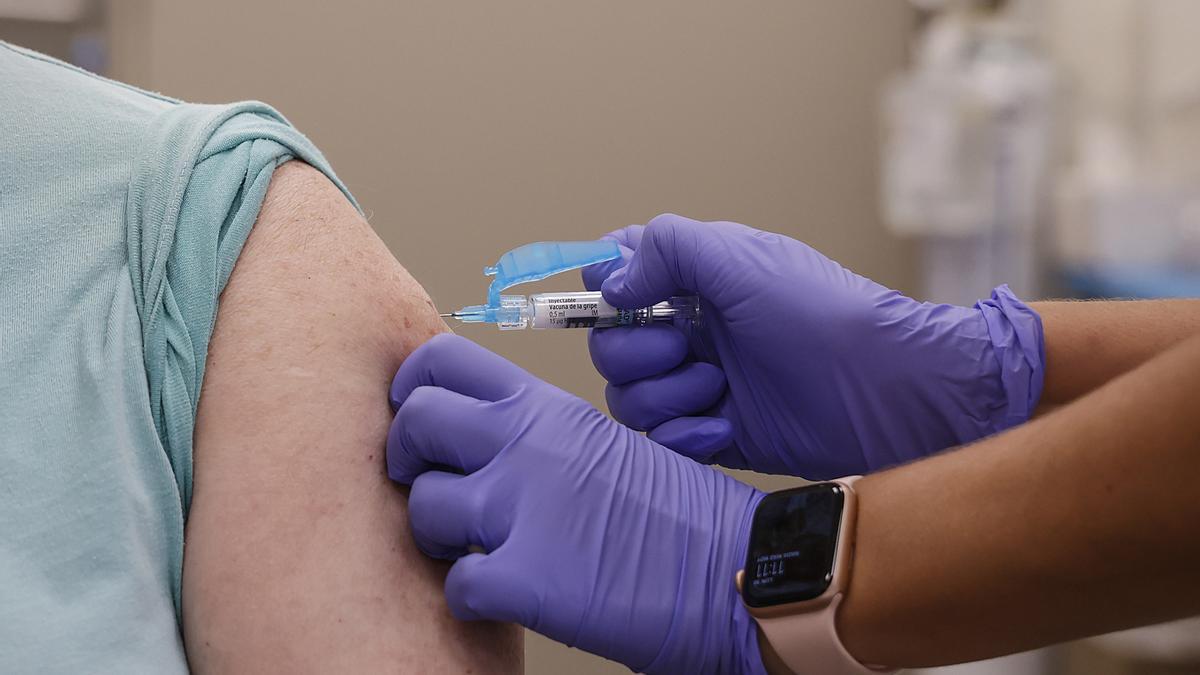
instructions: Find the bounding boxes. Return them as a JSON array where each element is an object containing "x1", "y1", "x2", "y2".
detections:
[
  {"x1": 446, "y1": 290, "x2": 696, "y2": 330},
  {"x1": 529, "y1": 293, "x2": 636, "y2": 329}
]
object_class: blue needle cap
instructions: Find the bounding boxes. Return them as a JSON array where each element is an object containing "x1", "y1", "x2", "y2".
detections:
[{"x1": 452, "y1": 240, "x2": 622, "y2": 325}]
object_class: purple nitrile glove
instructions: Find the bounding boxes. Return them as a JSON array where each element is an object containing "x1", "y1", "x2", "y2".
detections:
[
  {"x1": 583, "y1": 214, "x2": 1045, "y2": 479},
  {"x1": 386, "y1": 334, "x2": 768, "y2": 675}
]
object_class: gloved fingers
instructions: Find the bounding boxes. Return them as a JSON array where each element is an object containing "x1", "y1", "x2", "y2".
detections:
[
  {"x1": 409, "y1": 470, "x2": 504, "y2": 560},
  {"x1": 600, "y1": 213, "x2": 708, "y2": 309},
  {"x1": 588, "y1": 324, "x2": 689, "y2": 385},
  {"x1": 444, "y1": 552, "x2": 531, "y2": 624},
  {"x1": 581, "y1": 239, "x2": 634, "y2": 291},
  {"x1": 390, "y1": 333, "x2": 537, "y2": 409},
  {"x1": 604, "y1": 223, "x2": 646, "y2": 250},
  {"x1": 582, "y1": 255, "x2": 625, "y2": 292},
  {"x1": 387, "y1": 385, "x2": 510, "y2": 484},
  {"x1": 647, "y1": 416, "x2": 734, "y2": 463},
  {"x1": 604, "y1": 362, "x2": 727, "y2": 430}
]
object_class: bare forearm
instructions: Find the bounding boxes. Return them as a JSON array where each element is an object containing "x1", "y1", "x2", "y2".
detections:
[
  {"x1": 1034, "y1": 299, "x2": 1200, "y2": 409},
  {"x1": 838, "y1": 332, "x2": 1200, "y2": 667}
]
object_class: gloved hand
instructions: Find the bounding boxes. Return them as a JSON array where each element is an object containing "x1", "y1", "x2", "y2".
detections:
[
  {"x1": 387, "y1": 334, "x2": 767, "y2": 675},
  {"x1": 583, "y1": 214, "x2": 1044, "y2": 479}
]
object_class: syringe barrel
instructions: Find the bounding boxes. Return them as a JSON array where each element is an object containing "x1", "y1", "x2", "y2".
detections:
[{"x1": 508, "y1": 291, "x2": 700, "y2": 330}]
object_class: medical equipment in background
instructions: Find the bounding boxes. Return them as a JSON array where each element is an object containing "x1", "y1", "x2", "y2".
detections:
[
  {"x1": 881, "y1": 0, "x2": 1055, "y2": 306},
  {"x1": 439, "y1": 240, "x2": 700, "y2": 330},
  {"x1": 0, "y1": 0, "x2": 107, "y2": 73},
  {"x1": 891, "y1": 5, "x2": 1058, "y2": 674},
  {"x1": 1050, "y1": 0, "x2": 1200, "y2": 299},
  {"x1": 1044, "y1": 4, "x2": 1200, "y2": 667}
]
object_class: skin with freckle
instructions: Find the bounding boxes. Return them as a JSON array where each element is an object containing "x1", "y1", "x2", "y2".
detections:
[{"x1": 182, "y1": 161, "x2": 520, "y2": 673}]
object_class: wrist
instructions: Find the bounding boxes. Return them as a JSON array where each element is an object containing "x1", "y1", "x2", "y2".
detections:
[
  {"x1": 739, "y1": 478, "x2": 892, "y2": 675},
  {"x1": 904, "y1": 285, "x2": 1046, "y2": 455},
  {"x1": 646, "y1": 483, "x2": 766, "y2": 675},
  {"x1": 848, "y1": 286, "x2": 1045, "y2": 472},
  {"x1": 732, "y1": 491, "x2": 772, "y2": 674},
  {"x1": 831, "y1": 475, "x2": 900, "y2": 668},
  {"x1": 974, "y1": 284, "x2": 1046, "y2": 431}
]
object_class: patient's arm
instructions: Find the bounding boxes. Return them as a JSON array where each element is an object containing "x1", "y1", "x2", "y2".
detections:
[{"x1": 182, "y1": 161, "x2": 521, "y2": 672}]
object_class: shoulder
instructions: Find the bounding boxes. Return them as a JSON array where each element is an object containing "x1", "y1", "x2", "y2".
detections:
[
  {"x1": 220, "y1": 159, "x2": 445, "y2": 373},
  {"x1": 0, "y1": 41, "x2": 176, "y2": 140}
]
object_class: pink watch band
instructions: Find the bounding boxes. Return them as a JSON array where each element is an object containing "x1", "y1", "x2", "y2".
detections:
[
  {"x1": 757, "y1": 594, "x2": 887, "y2": 674},
  {"x1": 748, "y1": 477, "x2": 894, "y2": 675}
]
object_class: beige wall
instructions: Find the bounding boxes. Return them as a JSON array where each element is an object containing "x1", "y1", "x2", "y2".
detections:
[{"x1": 108, "y1": 2, "x2": 914, "y2": 672}]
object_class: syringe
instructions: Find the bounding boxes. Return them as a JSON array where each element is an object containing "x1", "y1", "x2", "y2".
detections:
[{"x1": 441, "y1": 291, "x2": 700, "y2": 330}]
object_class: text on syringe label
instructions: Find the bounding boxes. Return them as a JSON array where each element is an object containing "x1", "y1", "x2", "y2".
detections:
[{"x1": 529, "y1": 294, "x2": 636, "y2": 329}]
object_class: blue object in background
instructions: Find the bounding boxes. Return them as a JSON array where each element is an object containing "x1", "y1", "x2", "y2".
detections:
[{"x1": 1062, "y1": 266, "x2": 1200, "y2": 299}]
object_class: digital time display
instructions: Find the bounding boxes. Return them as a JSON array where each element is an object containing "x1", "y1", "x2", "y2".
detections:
[{"x1": 742, "y1": 483, "x2": 844, "y2": 607}]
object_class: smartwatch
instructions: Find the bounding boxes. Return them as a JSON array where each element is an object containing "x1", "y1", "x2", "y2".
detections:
[{"x1": 735, "y1": 477, "x2": 893, "y2": 674}]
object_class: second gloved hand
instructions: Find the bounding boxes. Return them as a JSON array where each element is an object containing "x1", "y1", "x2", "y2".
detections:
[
  {"x1": 387, "y1": 334, "x2": 766, "y2": 675},
  {"x1": 584, "y1": 214, "x2": 1045, "y2": 479}
]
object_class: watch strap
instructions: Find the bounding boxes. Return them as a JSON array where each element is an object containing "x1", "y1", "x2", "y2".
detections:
[
  {"x1": 753, "y1": 476, "x2": 894, "y2": 674},
  {"x1": 757, "y1": 593, "x2": 889, "y2": 674}
]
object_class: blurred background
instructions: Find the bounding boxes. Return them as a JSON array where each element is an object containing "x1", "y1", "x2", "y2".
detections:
[{"x1": 2, "y1": 0, "x2": 1197, "y2": 672}]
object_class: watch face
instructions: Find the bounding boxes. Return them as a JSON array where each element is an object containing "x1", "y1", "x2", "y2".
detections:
[{"x1": 742, "y1": 483, "x2": 844, "y2": 608}]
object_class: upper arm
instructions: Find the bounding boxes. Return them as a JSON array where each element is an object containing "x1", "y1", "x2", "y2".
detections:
[{"x1": 182, "y1": 161, "x2": 521, "y2": 672}]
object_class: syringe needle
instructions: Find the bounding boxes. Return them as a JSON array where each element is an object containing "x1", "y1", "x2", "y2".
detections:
[{"x1": 439, "y1": 313, "x2": 456, "y2": 318}]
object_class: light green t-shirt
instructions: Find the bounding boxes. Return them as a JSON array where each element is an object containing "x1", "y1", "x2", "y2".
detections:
[{"x1": 0, "y1": 43, "x2": 355, "y2": 672}]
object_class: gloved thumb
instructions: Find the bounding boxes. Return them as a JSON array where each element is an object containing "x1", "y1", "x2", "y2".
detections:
[{"x1": 601, "y1": 213, "x2": 706, "y2": 309}]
